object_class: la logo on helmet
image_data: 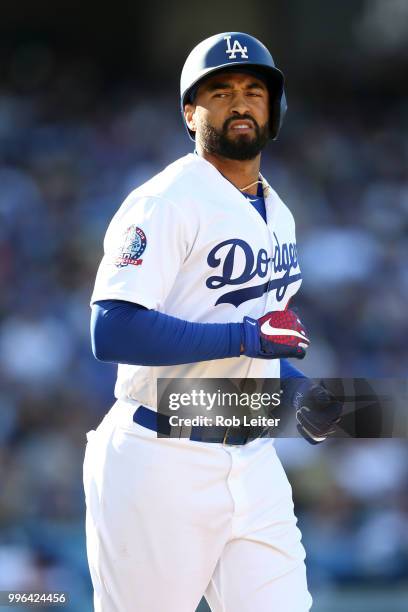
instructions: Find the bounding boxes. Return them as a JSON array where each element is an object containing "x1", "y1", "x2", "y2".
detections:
[{"x1": 224, "y1": 35, "x2": 249, "y2": 59}]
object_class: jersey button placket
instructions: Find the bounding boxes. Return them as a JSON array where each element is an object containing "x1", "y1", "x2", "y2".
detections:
[
  {"x1": 264, "y1": 191, "x2": 277, "y2": 312},
  {"x1": 265, "y1": 243, "x2": 275, "y2": 312}
]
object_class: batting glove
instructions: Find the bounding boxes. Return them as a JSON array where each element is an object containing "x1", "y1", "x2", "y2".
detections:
[
  {"x1": 242, "y1": 309, "x2": 310, "y2": 360},
  {"x1": 289, "y1": 379, "x2": 343, "y2": 444}
]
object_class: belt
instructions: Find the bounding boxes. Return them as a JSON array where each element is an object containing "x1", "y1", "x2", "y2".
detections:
[{"x1": 133, "y1": 405, "x2": 268, "y2": 446}]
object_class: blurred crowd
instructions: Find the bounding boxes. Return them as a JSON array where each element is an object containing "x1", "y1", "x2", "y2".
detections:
[{"x1": 0, "y1": 55, "x2": 407, "y2": 610}]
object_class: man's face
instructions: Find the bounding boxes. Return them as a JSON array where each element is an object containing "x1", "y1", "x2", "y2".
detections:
[{"x1": 184, "y1": 71, "x2": 270, "y2": 160}]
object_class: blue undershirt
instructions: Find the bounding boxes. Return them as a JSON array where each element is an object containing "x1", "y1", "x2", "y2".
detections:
[
  {"x1": 91, "y1": 300, "x2": 242, "y2": 366},
  {"x1": 241, "y1": 181, "x2": 267, "y2": 222}
]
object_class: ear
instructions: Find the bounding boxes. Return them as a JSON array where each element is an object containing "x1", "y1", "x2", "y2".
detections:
[{"x1": 184, "y1": 104, "x2": 197, "y2": 132}]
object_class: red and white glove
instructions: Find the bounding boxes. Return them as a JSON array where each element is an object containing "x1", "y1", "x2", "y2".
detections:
[{"x1": 242, "y1": 309, "x2": 310, "y2": 359}]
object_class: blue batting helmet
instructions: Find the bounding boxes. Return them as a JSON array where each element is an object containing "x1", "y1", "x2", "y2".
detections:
[{"x1": 180, "y1": 32, "x2": 287, "y2": 141}]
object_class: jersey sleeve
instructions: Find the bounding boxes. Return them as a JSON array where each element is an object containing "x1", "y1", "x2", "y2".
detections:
[{"x1": 90, "y1": 194, "x2": 190, "y2": 310}]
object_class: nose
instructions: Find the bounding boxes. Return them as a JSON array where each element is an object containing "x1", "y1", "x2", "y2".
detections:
[{"x1": 229, "y1": 91, "x2": 250, "y2": 116}]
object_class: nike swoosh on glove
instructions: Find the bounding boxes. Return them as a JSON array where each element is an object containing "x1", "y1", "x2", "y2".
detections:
[
  {"x1": 293, "y1": 380, "x2": 343, "y2": 444},
  {"x1": 242, "y1": 309, "x2": 310, "y2": 360}
]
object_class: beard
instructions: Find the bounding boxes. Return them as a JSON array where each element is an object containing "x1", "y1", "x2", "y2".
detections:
[{"x1": 198, "y1": 115, "x2": 269, "y2": 161}]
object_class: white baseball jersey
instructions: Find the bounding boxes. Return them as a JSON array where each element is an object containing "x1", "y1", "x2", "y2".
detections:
[{"x1": 91, "y1": 153, "x2": 302, "y2": 408}]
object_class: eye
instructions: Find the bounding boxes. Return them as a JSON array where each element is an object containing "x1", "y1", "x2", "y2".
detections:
[{"x1": 214, "y1": 92, "x2": 230, "y2": 98}]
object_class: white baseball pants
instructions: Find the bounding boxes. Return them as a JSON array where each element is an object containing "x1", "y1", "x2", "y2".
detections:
[{"x1": 83, "y1": 400, "x2": 312, "y2": 611}]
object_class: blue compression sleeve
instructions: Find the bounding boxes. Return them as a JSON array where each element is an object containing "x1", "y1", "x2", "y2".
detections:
[
  {"x1": 280, "y1": 359, "x2": 306, "y2": 379},
  {"x1": 91, "y1": 299, "x2": 242, "y2": 366},
  {"x1": 280, "y1": 358, "x2": 309, "y2": 408}
]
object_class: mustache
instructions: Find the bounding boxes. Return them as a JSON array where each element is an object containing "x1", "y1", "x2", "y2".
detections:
[{"x1": 223, "y1": 114, "x2": 259, "y2": 131}]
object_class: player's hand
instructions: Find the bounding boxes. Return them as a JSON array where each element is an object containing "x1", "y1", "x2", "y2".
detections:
[
  {"x1": 292, "y1": 380, "x2": 343, "y2": 444},
  {"x1": 242, "y1": 309, "x2": 310, "y2": 360}
]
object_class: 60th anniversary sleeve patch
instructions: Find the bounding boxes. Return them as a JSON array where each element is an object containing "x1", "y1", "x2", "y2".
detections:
[{"x1": 115, "y1": 225, "x2": 147, "y2": 268}]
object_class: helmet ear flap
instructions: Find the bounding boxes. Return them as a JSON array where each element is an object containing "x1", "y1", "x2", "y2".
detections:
[{"x1": 270, "y1": 89, "x2": 287, "y2": 140}]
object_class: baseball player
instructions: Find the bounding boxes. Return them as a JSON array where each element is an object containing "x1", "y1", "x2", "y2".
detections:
[{"x1": 85, "y1": 32, "x2": 342, "y2": 612}]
